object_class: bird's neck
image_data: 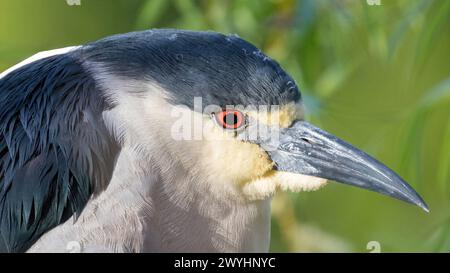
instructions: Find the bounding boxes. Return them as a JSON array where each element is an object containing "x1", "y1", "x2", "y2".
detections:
[{"x1": 28, "y1": 147, "x2": 271, "y2": 252}]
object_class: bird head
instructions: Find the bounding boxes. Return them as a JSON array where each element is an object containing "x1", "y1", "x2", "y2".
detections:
[{"x1": 85, "y1": 29, "x2": 428, "y2": 211}]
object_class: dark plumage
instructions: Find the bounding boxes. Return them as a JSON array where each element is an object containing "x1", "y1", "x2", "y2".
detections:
[
  {"x1": 0, "y1": 53, "x2": 119, "y2": 252},
  {"x1": 80, "y1": 29, "x2": 301, "y2": 109}
]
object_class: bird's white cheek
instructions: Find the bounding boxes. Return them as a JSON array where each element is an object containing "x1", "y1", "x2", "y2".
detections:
[
  {"x1": 198, "y1": 130, "x2": 274, "y2": 185},
  {"x1": 242, "y1": 171, "x2": 328, "y2": 201}
]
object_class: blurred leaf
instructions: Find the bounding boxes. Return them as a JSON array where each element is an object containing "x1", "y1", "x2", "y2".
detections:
[
  {"x1": 399, "y1": 112, "x2": 425, "y2": 186},
  {"x1": 294, "y1": 0, "x2": 316, "y2": 38},
  {"x1": 135, "y1": 0, "x2": 170, "y2": 29},
  {"x1": 437, "y1": 119, "x2": 450, "y2": 194},
  {"x1": 419, "y1": 77, "x2": 450, "y2": 108},
  {"x1": 315, "y1": 63, "x2": 354, "y2": 98},
  {"x1": 388, "y1": 0, "x2": 432, "y2": 57},
  {"x1": 414, "y1": 0, "x2": 450, "y2": 73},
  {"x1": 399, "y1": 77, "x2": 450, "y2": 188},
  {"x1": 173, "y1": 0, "x2": 206, "y2": 29}
]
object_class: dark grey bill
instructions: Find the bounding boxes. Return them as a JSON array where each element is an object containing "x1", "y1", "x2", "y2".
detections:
[{"x1": 260, "y1": 121, "x2": 429, "y2": 212}]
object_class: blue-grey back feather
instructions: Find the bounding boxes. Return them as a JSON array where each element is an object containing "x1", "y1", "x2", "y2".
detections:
[{"x1": 0, "y1": 52, "x2": 119, "y2": 252}]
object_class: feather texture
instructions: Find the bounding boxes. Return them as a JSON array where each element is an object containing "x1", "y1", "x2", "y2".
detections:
[{"x1": 0, "y1": 52, "x2": 119, "y2": 252}]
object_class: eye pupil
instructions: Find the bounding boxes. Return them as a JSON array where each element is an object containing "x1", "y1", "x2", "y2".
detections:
[
  {"x1": 215, "y1": 110, "x2": 244, "y2": 130},
  {"x1": 223, "y1": 113, "x2": 238, "y2": 125}
]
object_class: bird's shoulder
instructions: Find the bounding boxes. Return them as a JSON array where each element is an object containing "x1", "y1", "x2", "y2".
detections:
[{"x1": 0, "y1": 47, "x2": 119, "y2": 252}]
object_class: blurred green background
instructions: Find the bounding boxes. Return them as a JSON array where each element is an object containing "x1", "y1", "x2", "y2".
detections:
[{"x1": 1, "y1": 0, "x2": 449, "y2": 252}]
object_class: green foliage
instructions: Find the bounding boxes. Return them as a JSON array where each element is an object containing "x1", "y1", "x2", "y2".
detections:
[{"x1": 0, "y1": 0, "x2": 449, "y2": 252}]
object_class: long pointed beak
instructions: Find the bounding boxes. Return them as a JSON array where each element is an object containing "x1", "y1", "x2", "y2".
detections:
[{"x1": 261, "y1": 121, "x2": 429, "y2": 212}]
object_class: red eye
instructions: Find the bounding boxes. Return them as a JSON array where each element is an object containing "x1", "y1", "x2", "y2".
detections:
[{"x1": 215, "y1": 110, "x2": 245, "y2": 130}]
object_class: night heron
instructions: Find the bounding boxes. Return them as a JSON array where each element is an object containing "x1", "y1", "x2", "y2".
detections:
[{"x1": 0, "y1": 29, "x2": 428, "y2": 253}]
